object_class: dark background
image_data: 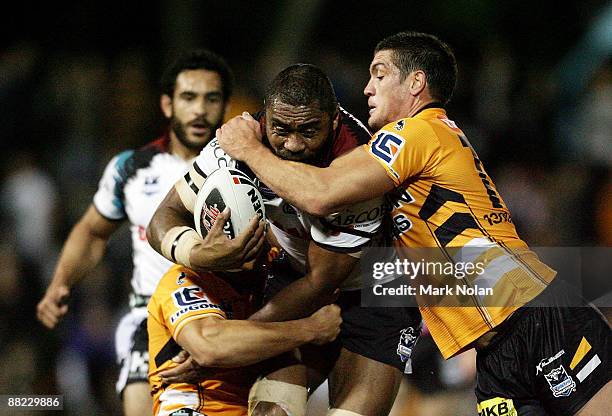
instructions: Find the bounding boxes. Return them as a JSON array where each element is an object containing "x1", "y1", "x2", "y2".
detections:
[{"x1": 1, "y1": 1, "x2": 610, "y2": 414}]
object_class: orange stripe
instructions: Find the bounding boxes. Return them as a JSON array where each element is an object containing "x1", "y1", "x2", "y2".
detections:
[{"x1": 570, "y1": 337, "x2": 591, "y2": 370}]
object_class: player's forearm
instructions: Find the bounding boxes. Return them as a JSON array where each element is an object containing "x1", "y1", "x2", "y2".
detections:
[
  {"x1": 245, "y1": 146, "x2": 387, "y2": 216},
  {"x1": 188, "y1": 319, "x2": 314, "y2": 367},
  {"x1": 244, "y1": 146, "x2": 337, "y2": 216},
  {"x1": 249, "y1": 275, "x2": 334, "y2": 322},
  {"x1": 50, "y1": 222, "x2": 108, "y2": 288}
]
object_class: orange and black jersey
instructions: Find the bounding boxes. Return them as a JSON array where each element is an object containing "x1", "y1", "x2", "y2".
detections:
[
  {"x1": 148, "y1": 266, "x2": 261, "y2": 416},
  {"x1": 366, "y1": 106, "x2": 556, "y2": 358}
]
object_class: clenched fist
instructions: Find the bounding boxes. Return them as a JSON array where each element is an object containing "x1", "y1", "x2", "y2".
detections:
[
  {"x1": 307, "y1": 304, "x2": 342, "y2": 345},
  {"x1": 37, "y1": 285, "x2": 70, "y2": 329}
]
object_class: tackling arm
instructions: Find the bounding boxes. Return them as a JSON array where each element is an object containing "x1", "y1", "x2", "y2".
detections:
[
  {"x1": 216, "y1": 114, "x2": 395, "y2": 216},
  {"x1": 249, "y1": 242, "x2": 358, "y2": 322},
  {"x1": 176, "y1": 304, "x2": 341, "y2": 368},
  {"x1": 36, "y1": 205, "x2": 121, "y2": 328}
]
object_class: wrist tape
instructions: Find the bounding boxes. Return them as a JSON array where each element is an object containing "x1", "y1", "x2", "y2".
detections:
[{"x1": 161, "y1": 226, "x2": 200, "y2": 269}]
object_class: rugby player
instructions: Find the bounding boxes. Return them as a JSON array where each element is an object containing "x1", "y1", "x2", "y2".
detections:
[
  {"x1": 148, "y1": 262, "x2": 341, "y2": 416},
  {"x1": 36, "y1": 49, "x2": 262, "y2": 415},
  {"x1": 147, "y1": 64, "x2": 421, "y2": 416},
  {"x1": 216, "y1": 32, "x2": 611, "y2": 415}
]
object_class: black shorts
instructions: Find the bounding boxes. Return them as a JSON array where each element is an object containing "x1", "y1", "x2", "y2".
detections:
[
  {"x1": 265, "y1": 258, "x2": 422, "y2": 373},
  {"x1": 476, "y1": 278, "x2": 611, "y2": 416},
  {"x1": 336, "y1": 289, "x2": 422, "y2": 373}
]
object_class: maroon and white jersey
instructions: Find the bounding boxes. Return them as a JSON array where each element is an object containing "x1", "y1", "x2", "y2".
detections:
[{"x1": 186, "y1": 107, "x2": 387, "y2": 290}]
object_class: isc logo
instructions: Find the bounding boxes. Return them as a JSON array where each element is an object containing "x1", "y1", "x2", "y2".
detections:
[
  {"x1": 371, "y1": 131, "x2": 405, "y2": 165},
  {"x1": 173, "y1": 286, "x2": 214, "y2": 307}
]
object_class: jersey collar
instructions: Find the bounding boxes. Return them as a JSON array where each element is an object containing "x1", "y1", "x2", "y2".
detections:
[{"x1": 413, "y1": 101, "x2": 444, "y2": 118}]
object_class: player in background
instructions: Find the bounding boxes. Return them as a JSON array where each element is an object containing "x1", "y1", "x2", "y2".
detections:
[
  {"x1": 216, "y1": 32, "x2": 611, "y2": 415},
  {"x1": 36, "y1": 49, "x2": 262, "y2": 416},
  {"x1": 148, "y1": 262, "x2": 341, "y2": 416},
  {"x1": 147, "y1": 64, "x2": 421, "y2": 416}
]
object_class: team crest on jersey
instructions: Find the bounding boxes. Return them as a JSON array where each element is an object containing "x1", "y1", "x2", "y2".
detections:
[
  {"x1": 544, "y1": 365, "x2": 576, "y2": 397},
  {"x1": 536, "y1": 349, "x2": 565, "y2": 375},
  {"x1": 370, "y1": 131, "x2": 404, "y2": 177}
]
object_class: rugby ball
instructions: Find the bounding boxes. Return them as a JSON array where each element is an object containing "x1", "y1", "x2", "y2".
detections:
[{"x1": 193, "y1": 168, "x2": 265, "y2": 239}]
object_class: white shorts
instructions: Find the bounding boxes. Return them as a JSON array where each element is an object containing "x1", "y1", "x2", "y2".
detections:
[{"x1": 115, "y1": 307, "x2": 149, "y2": 395}]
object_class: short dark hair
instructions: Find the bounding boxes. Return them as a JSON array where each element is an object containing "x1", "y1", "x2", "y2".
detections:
[
  {"x1": 160, "y1": 49, "x2": 234, "y2": 99},
  {"x1": 375, "y1": 32, "x2": 457, "y2": 105},
  {"x1": 264, "y1": 64, "x2": 338, "y2": 114}
]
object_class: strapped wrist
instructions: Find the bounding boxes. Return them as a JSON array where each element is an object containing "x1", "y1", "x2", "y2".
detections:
[{"x1": 161, "y1": 226, "x2": 200, "y2": 268}]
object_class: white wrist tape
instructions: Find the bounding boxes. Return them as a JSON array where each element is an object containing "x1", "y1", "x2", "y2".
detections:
[
  {"x1": 248, "y1": 377, "x2": 307, "y2": 416},
  {"x1": 161, "y1": 226, "x2": 200, "y2": 268},
  {"x1": 327, "y1": 409, "x2": 365, "y2": 416}
]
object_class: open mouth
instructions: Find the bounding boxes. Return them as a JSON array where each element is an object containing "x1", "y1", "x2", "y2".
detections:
[{"x1": 189, "y1": 122, "x2": 210, "y2": 137}]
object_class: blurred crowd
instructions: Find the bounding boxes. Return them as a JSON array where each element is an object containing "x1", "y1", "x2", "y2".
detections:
[{"x1": 1, "y1": 2, "x2": 610, "y2": 414}]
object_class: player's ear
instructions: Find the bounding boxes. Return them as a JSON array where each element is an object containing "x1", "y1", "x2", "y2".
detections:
[
  {"x1": 409, "y1": 70, "x2": 427, "y2": 96},
  {"x1": 160, "y1": 94, "x2": 173, "y2": 118}
]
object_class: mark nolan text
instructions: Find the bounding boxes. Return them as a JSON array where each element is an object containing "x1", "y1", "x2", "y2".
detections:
[{"x1": 373, "y1": 284, "x2": 493, "y2": 297}]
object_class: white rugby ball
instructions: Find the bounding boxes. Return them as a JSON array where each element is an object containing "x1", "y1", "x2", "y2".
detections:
[{"x1": 193, "y1": 167, "x2": 265, "y2": 239}]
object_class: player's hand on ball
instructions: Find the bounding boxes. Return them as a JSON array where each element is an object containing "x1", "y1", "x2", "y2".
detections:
[
  {"x1": 191, "y1": 208, "x2": 265, "y2": 271},
  {"x1": 217, "y1": 112, "x2": 263, "y2": 162},
  {"x1": 308, "y1": 304, "x2": 342, "y2": 345},
  {"x1": 36, "y1": 284, "x2": 70, "y2": 329}
]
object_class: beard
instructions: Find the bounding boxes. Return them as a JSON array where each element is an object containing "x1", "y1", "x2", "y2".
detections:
[{"x1": 171, "y1": 115, "x2": 221, "y2": 150}]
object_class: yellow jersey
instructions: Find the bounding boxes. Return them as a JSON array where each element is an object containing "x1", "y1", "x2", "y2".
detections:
[
  {"x1": 366, "y1": 107, "x2": 556, "y2": 358},
  {"x1": 148, "y1": 265, "x2": 260, "y2": 416}
]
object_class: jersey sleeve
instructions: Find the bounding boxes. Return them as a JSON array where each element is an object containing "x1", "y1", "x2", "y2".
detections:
[
  {"x1": 366, "y1": 118, "x2": 440, "y2": 185},
  {"x1": 153, "y1": 267, "x2": 229, "y2": 340},
  {"x1": 176, "y1": 137, "x2": 239, "y2": 213},
  {"x1": 308, "y1": 197, "x2": 385, "y2": 254},
  {"x1": 93, "y1": 150, "x2": 134, "y2": 220}
]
